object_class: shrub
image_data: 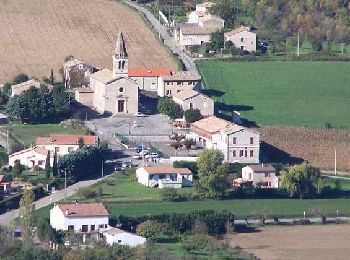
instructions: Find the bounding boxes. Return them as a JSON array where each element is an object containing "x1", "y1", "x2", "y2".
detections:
[
  {"x1": 160, "y1": 187, "x2": 184, "y2": 202},
  {"x1": 136, "y1": 220, "x2": 168, "y2": 238},
  {"x1": 77, "y1": 187, "x2": 97, "y2": 199}
]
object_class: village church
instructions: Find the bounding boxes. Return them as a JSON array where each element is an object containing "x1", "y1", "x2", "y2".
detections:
[{"x1": 76, "y1": 32, "x2": 139, "y2": 115}]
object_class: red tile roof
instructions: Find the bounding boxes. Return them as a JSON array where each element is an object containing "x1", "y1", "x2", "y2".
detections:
[
  {"x1": 36, "y1": 134, "x2": 98, "y2": 145},
  {"x1": 142, "y1": 165, "x2": 192, "y2": 175},
  {"x1": 224, "y1": 26, "x2": 251, "y2": 37},
  {"x1": 128, "y1": 68, "x2": 171, "y2": 77},
  {"x1": 58, "y1": 202, "x2": 109, "y2": 217}
]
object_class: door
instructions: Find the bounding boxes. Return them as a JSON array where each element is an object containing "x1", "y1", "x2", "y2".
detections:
[{"x1": 117, "y1": 100, "x2": 125, "y2": 113}]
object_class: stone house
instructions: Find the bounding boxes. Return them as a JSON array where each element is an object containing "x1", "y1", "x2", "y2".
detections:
[
  {"x1": 11, "y1": 79, "x2": 54, "y2": 97},
  {"x1": 190, "y1": 116, "x2": 260, "y2": 163},
  {"x1": 136, "y1": 165, "x2": 193, "y2": 188},
  {"x1": 172, "y1": 89, "x2": 214, "y2": 116},
  {"x1": 241, "y1": 164, "x2": 279, "y2": 188},
  {"x1": 158, "y1": 71, "x2": 202, "y2": 97},
  {"x1": 224, "y1": 26, "x2": 256, "y2": 52},
  {"x1": 128, "y1": 68, "x2": 171, "y2": 92},
  {"x1": 63, "y1": 59, "x2": 98, "y2": 89},
  {"x1": 50, "y1": 202, "x2": 109, "y2": 233}
]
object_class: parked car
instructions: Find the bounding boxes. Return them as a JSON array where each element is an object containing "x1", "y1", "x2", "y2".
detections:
[
  {"x1": 139, "y1": 150, "x2": 149, "y2": 156},
  {"x1": 133, "y1": 154, "x2": 141, "y2": 160},
  {"x1": 121, "y1": 161, "x2": 132, "y2": 169},
  {"x1": 134, "y1": 112, "x2": 146, "y2": 117},
  {"x1": 145, "y1": 152, "x2": 159, "y2": 159},
  {"x1": 134, "y1": 145, "x2": 145, "y2": 153}
]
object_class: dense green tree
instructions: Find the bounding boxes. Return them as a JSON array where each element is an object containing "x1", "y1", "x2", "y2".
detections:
[
  {"x1": 19, "y1": 189, "x2": 34, "y2": 248},
  {"x1": 196, "y1": 149, "x2": 229, "y2": 198},
  {"x1": 52, "y1": 151, "x2": 58, "y2": 177},
  {"x1": 51, "y1": 84, "x2": 69, "y2": 117},
  {"x1": 136, "y1": 220, "x2": 168, "y2": 238},
  {"x1": 210, "y1": 29, "x2": 224, "y2": 50},
  {"x1": 280, "y1": 163, "x2": 323, "y2": 199},
  {"x1": 12, "y1": 73, "x2": 29, "y2": 85},
  {"x1": 12, "y1": 160, "x2": 22, "y2": 178},
  {"x1": 157, "y1": 97, "x2": 182, "y2": 119},
  {"x1": 37, "y1": 218, "x2": 58, "y2": 243},
  {"x1": 184, "y1": 108, "x2": 202, "y2": 123},
  {"x1": 45, "y1": 151, "x2": 51, "y2": 179}
]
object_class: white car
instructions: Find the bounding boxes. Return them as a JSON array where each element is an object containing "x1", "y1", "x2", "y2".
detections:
[
  {"x1": 134, "y1": 112, "x2": 146, "y2": 117},
  {"x1": 145, "y1": 152, "x2": 159, "y2": 159},
  {"x1": 139, "y1": 150, "x2": 149, "y2": 156},
  {"x1": 133, "y1": 154, "x2": 141, "y2": 160}
]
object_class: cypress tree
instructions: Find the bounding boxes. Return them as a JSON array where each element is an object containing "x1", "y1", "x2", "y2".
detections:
[
  {"x1": 52, "y1": 151, "x2": 58, "y2": 177},
  {"x1": 45, "y1": 150, "x2": 51, "y2": 179}
]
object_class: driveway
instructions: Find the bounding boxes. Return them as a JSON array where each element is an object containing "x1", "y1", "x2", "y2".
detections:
[
  {"x1": 122, "y1": 0, "x2": 198, "y2": 72},
  {"x1": 0, "y1": 177, "x2": 107, "y2": 226}
]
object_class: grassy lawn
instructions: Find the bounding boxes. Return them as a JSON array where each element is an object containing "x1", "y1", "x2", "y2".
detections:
[
  {"x1": 106, "y1": 198, "x2": 350, "y2": 218},
  {"x1": 196, "y1": 60, "x2": 350, "y2": 128},
  {"x1": 6, "y1": 123, "x2": 85, "y2": 146}
]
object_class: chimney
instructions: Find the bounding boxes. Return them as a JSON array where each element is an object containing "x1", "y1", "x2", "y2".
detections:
[{"x1": 65, "y1": 209, "x2": 69, "y2": 216}]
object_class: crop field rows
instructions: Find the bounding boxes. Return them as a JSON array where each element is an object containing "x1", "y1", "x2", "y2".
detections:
[{"x1": 0, "y1": 0, "x2": 177, "y2": 83}]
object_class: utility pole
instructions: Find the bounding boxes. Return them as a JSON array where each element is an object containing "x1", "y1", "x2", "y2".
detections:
[
  {"x1": 335, "y1": 149, "x2": 337, "y2": 176},
  {"x1": 101, "y1": 160, "x2": 104, "y2": 178},
  {"x1": 6, "y1": 128, "x2": 9, "y2": 155},
  {"x1": 158, "y1": 0, "x2": 161, "y2": 39},
  {"x1": 64, "y1": 169, "x2": 67, "y2": 200},
  {"x1": 297, "y1": 32, "x2": 300, "y2": 57}
]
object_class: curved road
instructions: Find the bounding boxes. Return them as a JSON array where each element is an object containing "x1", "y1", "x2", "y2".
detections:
[{"x1": 123, "y1": 0, "x2": 198, "y2": 73}]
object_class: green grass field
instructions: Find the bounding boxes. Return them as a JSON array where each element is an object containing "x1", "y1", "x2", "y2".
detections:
[
  {"x1": 196, "y1": 61, "x2": 350, "y2": 128},
  {"x1": 6, "y1": 123, "x2": 85, "y2": 146}
]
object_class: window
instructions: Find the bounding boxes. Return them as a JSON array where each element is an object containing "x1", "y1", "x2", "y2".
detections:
[
  {"x1": 119, "y1": 87, "x2": 124, "y2": 93},
  {"x1": 189, "y1": 103, "x2": 193, "y2": 109},
  {"x1": 250, "y1": 137, "x2": 254, "y2": 144},
  {"x1": 232, "y1": 150, "x2": 236, "y2": 157},
  {"x1": 244, "y1": 150, "x2": 247, "y2": 157},
  {"x1": 79, "y1": 64, "x2": 83, "y2": 70},
  {"x1": 68, "y1": 147, "x2": 74, "y2": 153},
  {"x1": 265, "y1": 172, "x2": 270, "y2": 178},
  {"x1": 177, "y1": 82, "x2": 181, "y2": 85},
  {"x1": 118, "y1": 240, "x2": 122, "y2": 243},
  {"x1": 239, "y1": 150, "x2": 244, "y2": 157},
  {"x1": 240, "y1": 46, "x2": 244, "y2": 50},
  {"x1": 177, "y1": 90, "x2": 181, "y2": 93},
  {"x1": 104, "y1": 224, "x2": 108, "y2": 228},
  {"x1": 90, "y1": 225, "x2": 95, "y2": 231},
  {"x1": 166, "y1": 82, "x2": 170, "y2": 85},
  {"x1": 232, "y1": 137, "x2": 236, "y2": 144},
  {"x1": 98, "y1": 224, "x2": 104, "y2": 229},
  {"x1": 159, "y1": 174, "x2": 166, "y2": 179},
  {"x1": 68, "y1": 225, "x2": 74, "y2": 231},
  {"x1": 81, "y1": 225, "x2": 88, "y2": 232},
  {"x1": 55, "y1": 147, "x2": 60, "y2": 153},
  {"x1": 240, "y1": 37, "x2": 244, "y2": 42},
  {"x1": 38, "y1": 160, "x2": 44, "y2": 166},
  {"x1": 250, "y1": 150, "x2": 254, "y2": 157}
]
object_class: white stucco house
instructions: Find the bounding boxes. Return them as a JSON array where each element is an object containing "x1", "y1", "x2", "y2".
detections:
[
  {"x1": 241, "y1": 164, "x2": 278, "y2": 188},
  {"x1": 8, "y1": 134, "x2": 99, "y2": 169},
  {"x1": 50, "y1": 202, "x2": 110, "y2": 233},
  {"x1": 224, "y1": 26, "x2": 257, "y2": 52},
  {"x1": 104, "y1": 227, "x2": 146, "y2": 247},
  {"x1": 136, "y1": 165, "x2": 193, "y2": 188},
  {"x1": 190, "y1": 116, "x2": 260, "y2": 163}
]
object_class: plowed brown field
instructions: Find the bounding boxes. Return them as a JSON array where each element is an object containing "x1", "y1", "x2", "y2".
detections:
[{"x1": 0, "y1": 0, "x2": 177, "y2": 83}]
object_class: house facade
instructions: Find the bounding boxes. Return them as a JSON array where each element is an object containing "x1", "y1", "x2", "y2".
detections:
[
  {"x1": 63, "y1": 59, "x2": 98, "y2": 89},
  {"x1": 9, "y1": 134, "x2": 98, "y2": 169},
  {"x1": 190, "y1": 116, "x2": 260, "y2": 163},
  {"x1": 136, "y1": 166, "x2": 193, "y2": 188},
  {"x1": 128, "y1": 68, "x2": 171, "y2": 92},
  {"x1": 241, "y1": 164, "x2": 278, "y2": 188},
  {"x1": 224, "y1": 26, "x2": 256, "y2": 52},
  {"x1": 75, "y1": 87, "x2": 94, "y2": 107},
  {"x1": 104, "y1": 227, "x2": 146, "y2": 247},
  {"x1": 172, "y1": 89, "x2": 214, "y2": 116},
  {"x1": 50, "y1": 203, "x2": 109, "y2": 233},
  {"x1": 158, "y1": 71, "x2": 202, "y2": 97}
]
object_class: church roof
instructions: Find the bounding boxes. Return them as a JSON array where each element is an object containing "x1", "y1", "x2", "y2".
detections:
[
  {"x1": 115, "y1": 31, "x2": 128, "y2": 58},
  {"x1": 90, "y1": 68, "x2": 114, "y2": 84}
]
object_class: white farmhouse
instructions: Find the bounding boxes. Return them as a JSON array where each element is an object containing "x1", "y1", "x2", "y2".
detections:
[
  {"x1": 172, "y1": 89, "x2": 214, "y2": 116},
  {"x1": 190, "y1": 116, "x2": 260, "y2": 163},
  {"x1": 104, "y1": 227, "x2": 146, "y2": 247},
  {"x1": 8, "y1": 134, "x2": 99, "y2": 169},
  {"x1": 136, "y1": 165, "x2": 193, "y2": 188},
  {"x1": 241, "y1": 164, "x2": 278, "y2": 188},
  {"x1": 50, "y1": 202, "x2": 109, "y2": 233},
  {"x1": 224, "y1": 26, "x2": 256, "y2": 52}
]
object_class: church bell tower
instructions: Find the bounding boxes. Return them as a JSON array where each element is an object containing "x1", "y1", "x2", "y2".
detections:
[{"x1": 113, "y1": 31, "x2": 128, "y2": 78}]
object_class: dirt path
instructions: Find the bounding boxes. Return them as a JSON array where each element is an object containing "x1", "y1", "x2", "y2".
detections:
[
  {"x1": 0, "y1": 0, "x2": 177, "y2": 83},
  {"x1": 231, "y1": 225, "x2": 350, "y2": 260}
]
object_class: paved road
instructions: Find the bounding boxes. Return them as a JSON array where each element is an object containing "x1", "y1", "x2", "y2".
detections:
[
  {"x1": 123, "y1": 0, "x2": 198, "y2": 73},
  {"x1": 234, "y1": 216, "x2": 350, "y2": 225},
  {"x1": 0, "y1": 177, "x2": 107, "y2": 226}
]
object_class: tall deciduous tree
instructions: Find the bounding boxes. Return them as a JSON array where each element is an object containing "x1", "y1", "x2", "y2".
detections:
[
  {"x1": 197, "y1": 149, "x2": 229, "y2": 198},
  {"x1": 280, "y1": 164, "x2": 323, "y2": 199},
  {"x1": 20, "y1": 189, "x2": 34, "y2": 247}
]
